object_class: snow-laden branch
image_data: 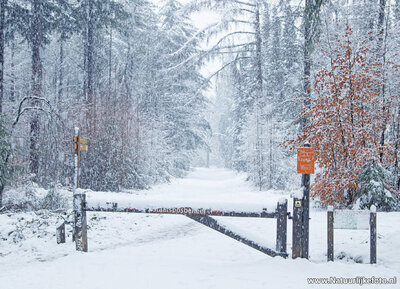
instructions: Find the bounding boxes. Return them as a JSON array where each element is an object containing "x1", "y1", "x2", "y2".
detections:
[
  {"x1": 12, "y1": 96, "x2": 58, "y2": 129},
  {"x1": 208, "y1": 56, "x2": 251, "y2": 79},
  {"x1": 210, "y1": 50, "x2": 247, "y2": 55},
  {"x1": 161, "y1": 52, "x2": 199, "y2": 72},
  {"x1": 13, "y1": 107, "x2": 49, "y2": 128},
  {"x1": 204, "y1": 42, "x2": 256, "y2": 54},
  {"x1": 228, "y1": 19, "x2": 254, "y2": 25},
  {"x1": 189, "y1": 0, "x2": 256, "y2": 12},
  {"x1": 164, "y1": 26, "x2": 255, "y2": 72},
  {"x1": 5, "y1": 97, "x2": 59, "y2": 165},
  {"x1": 193, "y1": 55, "x2": 251, "y2": 96},
  {"x1": 236, "y1": 7, "x2": 256, "y2": 14},
  {"x1": 232, "y1": 0, "x2": 256, "y2": 8},
  {"x1": 206, "y1": 30, "x2": 255, "y2": 54},
  {"x1": 168, "y1": 22, "x2": 219, "y2": 57}
]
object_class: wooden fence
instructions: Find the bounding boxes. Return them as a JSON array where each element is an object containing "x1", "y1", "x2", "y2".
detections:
[{"x1": 327, "y1": 206, "x2": 377, "y2": 264}]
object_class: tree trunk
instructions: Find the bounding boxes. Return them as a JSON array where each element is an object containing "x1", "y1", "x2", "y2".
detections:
[
  {"x1": 58, "y1": 38, "x2": 64, "y2": 102},
  {"x1": 87, "y1": 0, "x2": 94, "y2": 103},
  {"x1": 29, "y1": 0, "x2": 43, "y2": 179},
  {"x1": 86, "y1": 0, "x2": 95, "y2": 132},
  {"x1": 377, "y1": 0, "x2": 387, "y2": 163},
  {"x1": 0, "y1": 0, "x2": 7, "y2": 207},
  {"x1": 10, "y1": 39, "x2": 15, "y2": 102},
  {"x1": 302, "y1": 0, "x2": 312, "y2": 129},
  {"x1": 255, "y1": 5, "x2": 263, "y2": 98},
  {"x1": 0, "y1": 0, "x2": 6, "y2": 114},
  {"x1": 255, "y1": 3, "x2": 264, "y2": 190},
  {"x1": 108, "y1": 26, "x2": 112, "y2": 105}
]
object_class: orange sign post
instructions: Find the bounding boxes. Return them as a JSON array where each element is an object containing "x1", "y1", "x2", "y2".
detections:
[
  {"x1": 293, "y1": 146, "x2": 315, "y2": 260},
  {"x1": 297, "y1": 147, "x2": 315, "y2": 174}
]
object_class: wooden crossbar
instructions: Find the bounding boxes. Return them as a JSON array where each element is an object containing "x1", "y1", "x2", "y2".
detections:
[
  {"x1": 187, "y1": 214, "x2": 288, "y2": 258},
  {"x1": 86, "y1": 205, "x2": 277, "y2": 218}
]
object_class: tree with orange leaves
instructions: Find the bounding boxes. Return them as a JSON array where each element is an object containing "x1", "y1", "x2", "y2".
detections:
[{"x1": 291, "y1": 24, "x2": 395, "y2": 207}]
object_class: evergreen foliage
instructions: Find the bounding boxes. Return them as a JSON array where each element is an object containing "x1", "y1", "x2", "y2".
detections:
[
  {"x1": 356, "y1": 161, "x2": 399, "y2": 211},
  {"x1": 1, "y1": 0, "x2": 210, "y2": 192},
  {"x1": 209, "y1": 0, "x2": 300, "y2": 190}
]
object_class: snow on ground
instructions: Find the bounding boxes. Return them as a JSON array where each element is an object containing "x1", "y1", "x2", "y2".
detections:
[
  {"x1": 85, "y1": 167, "x2": 286, "y2": 212},
  {"x1": 0, "y1": 167, "x2": 399, "y2": 289}
]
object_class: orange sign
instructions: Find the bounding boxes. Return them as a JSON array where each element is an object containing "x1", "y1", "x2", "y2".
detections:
[
  {"x1": 74, "y1": 137, "x2": 89, "y2": 152},
  {"x1": 297, "y1": 147, "x2": 315, "y2": 174},
  {"x1": 74, "y1": 137, "x2": 89, "y2": 144},
  {"x1": 79, "y1": 144, "x2": 88, "y2": 151}
]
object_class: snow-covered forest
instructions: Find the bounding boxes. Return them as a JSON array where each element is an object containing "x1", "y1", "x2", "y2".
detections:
[
  {"x1": 1, "y1": 0, "x2": 400, "y2": 211},
  {"x1": 0, "y1": 0, "x2": 211, "y2": 203},
  {"x1": 208, "y1": 0, "x2": 400, "y2": 211},
  {"x1": 1, "y1": 1, "x2": 400, "y2": 288}
]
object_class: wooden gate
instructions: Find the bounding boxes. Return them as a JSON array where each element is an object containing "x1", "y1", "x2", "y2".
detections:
[{"x1": 70, "y1": 193, "x2": 289, "y2": 258}]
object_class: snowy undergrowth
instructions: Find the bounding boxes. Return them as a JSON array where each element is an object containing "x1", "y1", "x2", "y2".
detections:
[
  {"x1": 0, "y1": 168, "x2": 399, "y2": 289},
  {"x1": 2, "y1": 183, "x2": 71, "y2": 212}
]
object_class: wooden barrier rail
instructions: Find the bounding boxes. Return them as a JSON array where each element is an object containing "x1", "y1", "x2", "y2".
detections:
[
  {"x1": 72, "y1": 195, "x2": 289, "y2": 258},
  {"x1": 85, "y1": 206, "x2": 278, "y2": 219}
]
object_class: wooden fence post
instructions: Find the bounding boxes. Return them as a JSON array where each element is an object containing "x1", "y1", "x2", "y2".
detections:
[
  {"x1": 292, "y1": 197, "x2": 303, "y2": 259},
  {"x1": 276, "y1": 199, "x2": 287, "y2": 254},
  {"x1": 74, "y1": 193, "x2": 88, "y2": 252},
  {"x1": 327, "y1": 206, "x2": 334, "y2": 262},
  {"x1": 370, "y1": 205, "x2": 377, "y2": 264},
  {"x1": 56, "y1": 222, "x2": 66, "y2": 244}
]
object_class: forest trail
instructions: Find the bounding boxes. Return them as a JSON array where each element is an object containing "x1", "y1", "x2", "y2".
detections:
[{"x1": 85, "y1": 167, "x2": 288, "y2": 213}]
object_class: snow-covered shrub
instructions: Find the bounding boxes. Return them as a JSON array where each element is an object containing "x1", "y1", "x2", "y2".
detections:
[
  {"x1": 3, "y1": 186, "x2": 44, "y2": 212},
  {"x1": 41, "y1": 186, "x2": 68, "y2": 210},
  {"x1": 0, "y1": 211, "x2": 68, "y2": 246},
  {"x1": 355, "y1": 161, "x2": 399, "y2": 211},
  {"x1": 3, "y1": 183, "x2": 69, "y2": 212}
]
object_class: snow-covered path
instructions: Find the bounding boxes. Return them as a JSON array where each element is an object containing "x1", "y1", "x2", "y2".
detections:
[
  {"x1": 85, "y1": 167, "x2": 287, "y2": 213},
  {"x1": 0, "y1": 168, "x2": 399, "y2": 289}
]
